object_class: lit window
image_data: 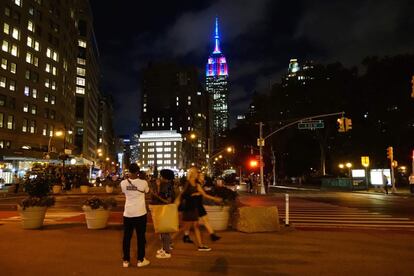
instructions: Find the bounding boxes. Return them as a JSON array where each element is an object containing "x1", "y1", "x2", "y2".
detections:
[
  {"x1": 42, "y1": 124, "x2": 47, "y2": 136},
  {"x1": 76, "y1": 67, "x2": 85, "y2": 76},
  {"x1": 51, "y1": 81, "x2": 56, "y2": 90},
  {"x1": 23, "y1": 103, "x2": 29, "y2": 112},
  {"x1": 27, "y1": 20, "x2": 35, "y2": 32},
  {"x1": 45, "y1": 63, "x2": 50, "y2": 72},
  {"x1": 14, "y1": 0, "x2": 22, "y2": 7},
  {"x1": 27, "y1": 36, "x2": 32, "y2": 47},
  {"x1": 78, "y1": 39, "x2": 86, "y2": 48},
  {"x1": 7, "y1": 115, "x2": 14, "y2": 129},
  {"x1": 50, "y1": 95, "x2": 55, "y2": 104},
  {"x1": 3, "y1": 23, "x2": 10, "y2": 34},
  {"x1": 188, "y1": 96, "x2": 191, "y2": 100},
  {"x1": 22, "y1": 119, "x2": 28, "y2": 132},
  {"x1": 1, "y1": 58, "x2": 6, "y2": 69},
  {"x1": 9, "y1": 80, "x2": 15, "y2": 91},
  {"x1": 32, "y1": 88, "x2": 37, "y2": 98},
  {"x1": 31, "y1": 105, "x2": 37, "y2": 115},
  {"x1": 52, "y1": 52, "x2": 58, "y2": 61},
  {"x1": 11, "y1": 44, "x2": 18, "y2": 56},
  {"x1": 2, "y1": 40, "x2": 9, "y2": 52},
  {"x1": 10, "y1": 62, "x2": 16, "y2": 73},
  {"x1": 26, "y1": 52, "x2": 32, "y2": 63},
  {"x1": 34, "y1": 41, "x2": 39, "y2": 51},
  {"x1": 76, "y1": 87, "x2": 85, "y2": 94},
  {"x1": 30, "y1": 120, "x2": 36, "y2": 133},
  {"x1": 77, "y1": 58, "x2": 86, "y2": 65},
  {"x1": 44, "y1": 78, "x2": 49, "y2": 88},
  {"x1": 52, "y1": 66, "x2": 57, "y2": 75},
  {"x1": 76, "y1": 77, "x2": 85, "y2": 86},
  {"x1": 46, "y1": 48, "x2": 51, "y2": 58},
  {"x1": 143, "y1": 108, "x2": 146, "y2": 112},
  {"x1": 0, "y1": 76, "x2": 5, "y2": 88},
  {"x1": 12, "y1": 28, "x2": 20, "y2": 40},
  {"x1": 44, "y1": 93, "x2": 49, "y2": 102},
  {"x1": 24, "y1": 86, "x2": 30, "y2": 96}
]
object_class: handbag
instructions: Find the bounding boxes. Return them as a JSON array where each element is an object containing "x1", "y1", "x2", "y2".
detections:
[{"x1": 149, "y1": 204, "x2": 179, "y2": 233}]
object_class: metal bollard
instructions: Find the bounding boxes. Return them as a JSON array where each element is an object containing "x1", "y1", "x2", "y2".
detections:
[{"x1": 285, "y1": 193, "x2": 290, "y2": 226}]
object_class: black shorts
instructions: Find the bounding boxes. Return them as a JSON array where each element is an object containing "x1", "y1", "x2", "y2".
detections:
[
  {"x1": 198, "y1": 204, "x2": 207, "y2": 217},
  {"x1": 182, "y1": 209, "x2": 199, "y2": 222}
]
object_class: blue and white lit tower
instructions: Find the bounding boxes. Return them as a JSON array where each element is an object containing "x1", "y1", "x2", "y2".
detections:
[{"x1": 206, "y1": 17, "x2": 229, "y2": 146}]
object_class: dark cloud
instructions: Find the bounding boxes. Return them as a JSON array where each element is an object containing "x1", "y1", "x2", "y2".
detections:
[{"x1": 90, "y1": 0, "x2": 414, "y2": 136}]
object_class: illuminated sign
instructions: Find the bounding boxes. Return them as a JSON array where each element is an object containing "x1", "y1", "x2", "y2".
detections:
[
  {"x1": 351, "y1": 169, "x2": 365, "y2": 178},
  {"x1": 370, "y1": 169, "x2": 391, "y2": 186}
]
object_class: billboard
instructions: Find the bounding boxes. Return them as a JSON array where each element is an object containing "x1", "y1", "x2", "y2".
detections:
[{"x1": 370, "y1": 169, "x2": 391, "y2": 186}]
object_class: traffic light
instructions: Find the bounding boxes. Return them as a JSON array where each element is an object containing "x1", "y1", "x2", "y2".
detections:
[
  {"x1": 386, "y1": 146, "x2": 393, "y2": 160},
  {"x1": 337, "y1": 117, "x2": 345, "y2": 132},
  {"x1": 248, "y1": 156, "x2": 259, "y2": 170},
  {"x1": 345, "y1": 118, "x2": 352, "y2": 131},
  {"x1": 411, "y1": 75, "x2": 414, "y2": 98}
]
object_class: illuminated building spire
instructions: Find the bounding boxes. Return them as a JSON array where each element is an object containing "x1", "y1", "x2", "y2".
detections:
[{"x1": 213, "y1": 17, "x2": 221, "y2": 54}]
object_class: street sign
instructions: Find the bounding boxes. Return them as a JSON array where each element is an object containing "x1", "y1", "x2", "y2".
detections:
[
  {"x1": 298, "y1": 120, "x2": 324, "y2": 130},
  {"x1": 257, "y1": 138, "x2": 265, "y2": 147},
  {"x1": 361, "y1": 156, "x2": 369, "y2": 167}
]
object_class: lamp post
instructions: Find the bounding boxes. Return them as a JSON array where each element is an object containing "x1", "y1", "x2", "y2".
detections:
[{"x1": 345, "y1": 162, "x2": 352, "y2": 177}]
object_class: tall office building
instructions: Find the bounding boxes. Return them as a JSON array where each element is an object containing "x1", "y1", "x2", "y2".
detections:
[
  {"x1": 0, "y1": 0, "x2": 101, "y2": 176},
  {"x1": 139, "y1": 62, "x2": 209, "y2": 170},
  {"x1": 205, "y1": 17, "x2": 229, "y2": 149}
]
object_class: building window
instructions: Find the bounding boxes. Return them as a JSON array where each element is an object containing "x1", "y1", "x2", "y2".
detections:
[
  {"x1": 50, "y1": 95, "x2": 55, "y2": 104},
  {"x1": 0, "y1": 112, "x2": 3, "y2": 128},
  {"x1": 30, "y1": 120, "x2": 36, "y2": 133},
  {"x1": 1, "y1": 58, "x2": 6, "y2": 69},
  {"x1": 31, "y1": 105, "x2": 36, "y2": 115},
  {"x1": 27, "y1": 20, "x2": 35, "y2": 32},
  {"x1": 14, "y1": 0, "x2": 22, "y2": 7},
  {"x1": 76, "y1": 67, "x2": 85, "y2": 76},
  {"x1": 9, "y1": 80, "x2": 15, "y2": 91},
  {"x1": 24, "y1": 86, "x2": 30, "y2": 96},
  {"x1": 76, "y1": 77, "x2": 85, "y2": 86},
  {"x1": 0, "y1": 76, "x2": 6, "y2": 87},
  {"x1": 3, "y1": 23, "x2": 10, "y2": 34},
  {"x1": 76, "y1": 87, "x2": 85, "y2": 94},
  {"x1": 22, "y1": 118, "x2": 28, "y2": 132},
  {"x1": 23, "y1": 102, "x2": 29, "y2": 112},
  {"x1": 32, "y1": 88, "x2": 37, "y2": 98},
  {"x1": 78, "y1": 39, "x2": 86, "y2": 48},
  {"x1": 10, "y1": 62, "x2": 16, "y2": 73},
  {"x1": 2, "y1": 40, "x2": 9, "y2": 52},
  {"x1": 7, "y1": 115, "x2": 14, "y2": 129},
  {"x1": 42, "y1": 124, "x2": 47, "y2": 136},
  {"x1": 44, "y1": 93, "x2": 49, "y2": 102},
  {"x1": 11, "y1": 44, "x2": 18, "y2": 56},
  {"x1": 77, "y1": 58, "x2": 86, "y2": 65},
  {"x1": 12, "y1": 27, "x2": 20, "y2": 40}
]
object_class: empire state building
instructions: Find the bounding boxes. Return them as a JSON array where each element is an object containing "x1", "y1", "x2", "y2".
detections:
[{"x1": 205, "y1": 17, "x2": 229, "y2": 147}]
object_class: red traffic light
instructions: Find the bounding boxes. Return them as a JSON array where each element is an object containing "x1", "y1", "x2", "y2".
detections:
[{"x1": 248, "y1": 159, "x2": 259, "y2": 168}]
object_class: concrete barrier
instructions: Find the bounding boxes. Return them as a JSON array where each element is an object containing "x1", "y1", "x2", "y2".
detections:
[{"x1": 233, "y1": 206, "x2": 280, "y2": 233}]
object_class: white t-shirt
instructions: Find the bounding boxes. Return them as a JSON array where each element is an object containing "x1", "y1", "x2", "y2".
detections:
[{"x1": 121, "y1": 178, "x2": 149, "y2": 217}]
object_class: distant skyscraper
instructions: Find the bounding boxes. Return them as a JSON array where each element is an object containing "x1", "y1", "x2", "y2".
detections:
[{"x1": 205, "y1": 17, "x2": 229, "y2": 148}]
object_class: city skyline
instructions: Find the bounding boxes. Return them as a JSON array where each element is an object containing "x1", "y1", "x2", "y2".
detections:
[{"x1": 90, "y1": 0, "x2": 414, "y2": 136}]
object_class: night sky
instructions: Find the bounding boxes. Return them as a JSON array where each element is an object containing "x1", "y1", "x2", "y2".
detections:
[{"x1": 90, "y1": 0, "x2": 414, "y2": 136}]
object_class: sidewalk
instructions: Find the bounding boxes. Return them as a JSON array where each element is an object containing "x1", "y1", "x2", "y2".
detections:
[{"x1": 1, "y1": 217, "x2": 414, "y2": 275}]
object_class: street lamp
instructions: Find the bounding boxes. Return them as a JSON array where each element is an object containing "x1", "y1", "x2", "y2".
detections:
[{"x1": 345, "y1": 162, "x2": 352, "y2": 177}]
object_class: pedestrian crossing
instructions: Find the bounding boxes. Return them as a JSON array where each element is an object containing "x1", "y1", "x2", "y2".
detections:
[{"x1": 278, "y1": 205, "x2": 414, "y2": 230}]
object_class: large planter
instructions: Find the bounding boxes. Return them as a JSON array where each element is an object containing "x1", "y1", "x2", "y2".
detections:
[
  {"x1": 52, "y1": 185, "x2": 62, "y2": 194},
  {"x1": 80, "y1": 185, "x2": 89, "y2": 194},
  {"x1": 18, "y1": 206, "x2": 47, "y2": 229},
  {"x1": 82, "y1": 206, "x2": 110, "y2": 229},
  {"x1": 105, "y1": 185, "x2": 114, "y2": 194},
  {"x1": 202, "y1": 205, "x2": 231, "y2": 231}
]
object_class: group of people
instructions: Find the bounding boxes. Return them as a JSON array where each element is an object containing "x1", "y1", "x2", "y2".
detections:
[{"x1": 120, "y1": 163, "x2": 223, "y2": 268}]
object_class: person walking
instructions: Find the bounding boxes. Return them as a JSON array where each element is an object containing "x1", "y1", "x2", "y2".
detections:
[
  {"x1": 382, "y1": 172, "x2": 389, "y2": 195},
  {"x1": 13, "y1": 173, "x2": 20, "y2": 193},
  {"x1": 120, "y1": 163, "x2": 150, "y2": 268},
  {"x1": 196, "y1": 172, "x2": 221, "y2": 242},
  {"x1": 409, "y1": 174, "x2": 414, "y2": 194},
  {"x1": 152, "y1": 169, "x2": 175, "y2": 259},
  {"x1": 176, "y1": 167, "x2": 222, "y2": 251}
]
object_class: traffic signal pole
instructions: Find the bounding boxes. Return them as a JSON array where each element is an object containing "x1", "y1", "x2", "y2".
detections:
[{"x1": 258, "y1": 111, "x2": 345, "y2": 194}]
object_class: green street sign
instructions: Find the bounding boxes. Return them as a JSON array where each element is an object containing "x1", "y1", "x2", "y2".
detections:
[{"x1": 298, "y1": 120, "x2": 324, "y2": 130}]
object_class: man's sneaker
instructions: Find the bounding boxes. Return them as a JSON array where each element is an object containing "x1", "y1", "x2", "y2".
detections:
[
  {"x1": 157, "y1": 248, "x2": 165, "y2": 254},
  {"x1": 198, "y1": 245, "x2": 212, "y2": 252},
  {"x1": 122, "y1": 261, "x2": 129, "y2": 268},
  {"x1": 210, "y1": 233, "x2": 221, "y2": 242},
  {"x1": 183, "y1": 235, "x2": 194, "y2": 244},
  {"x1": 156, "y1": 251, "x2": 171, "y2": 259},
  {"x1": 137, "y1": 258, "x2": 150, "y2": 267}
]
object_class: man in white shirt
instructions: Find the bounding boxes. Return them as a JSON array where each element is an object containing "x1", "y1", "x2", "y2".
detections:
[{"x1": 120, "y1": 163, "x2": 150, "y2": 268}]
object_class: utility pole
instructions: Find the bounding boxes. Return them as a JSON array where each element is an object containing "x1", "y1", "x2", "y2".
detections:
[
  {"x1": 271, "y1": 146, "x2": 276, "y2": 186},
  {"x1": 258, "y1": 122, "x2": 265, "y2": 194}
]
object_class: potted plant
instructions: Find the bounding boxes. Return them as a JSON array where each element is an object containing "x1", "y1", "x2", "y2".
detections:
[
  {"x1": 82, "y1": 196, "x2": 117, "y2": 229},
  {"x1": 79, "y1": 175, "x2": 91, "y2": 194},
  {"x1": 18, "y1": 173, "x2": 56, "y2": 229},
  {"x1": 202, "y1": 185, "x2": 238, "y2": 231},
  {"x1": 51, "y1": 175, "x2": 63, "y2": 194}
]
